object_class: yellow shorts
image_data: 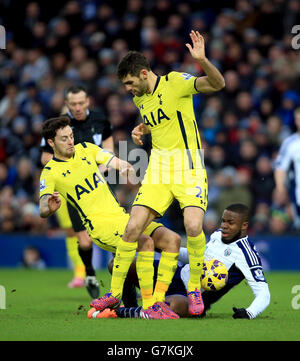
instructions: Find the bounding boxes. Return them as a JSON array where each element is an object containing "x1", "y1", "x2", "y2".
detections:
[
  {"x1": 133, "y1": 167, "x2": 208, "y2": 216},
  {"x1": 89, "y1": 212, "x2": 163, "y2": 253}
]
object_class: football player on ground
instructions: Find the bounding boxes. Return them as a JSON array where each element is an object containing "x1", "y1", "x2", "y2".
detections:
[
  {"x1": 39, "y1": 116, "x2": 181, "y2": 319},
  {"x1": 93, "y1": 204, "x2": 270, "y2": 320}
]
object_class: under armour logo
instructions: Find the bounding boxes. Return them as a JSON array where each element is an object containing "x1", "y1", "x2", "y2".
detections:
[
  {"x1": 62, "y1": 170, "x2": 71, "y2": 177},
  {"x1": 81, "y1": 157, "x2": 91, "y2": 165},
  {"x1": 114, "y1": 231, "x2": 123, "y2": 238},
  {"x1": 139, "y1": 104, "x2": 144, "y2": 110},
  {"x1": 158, "y1": 93, "x2": 163, "y2": 105}
]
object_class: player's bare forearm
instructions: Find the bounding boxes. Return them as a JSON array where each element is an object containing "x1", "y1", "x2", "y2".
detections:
[
  {"x1": 39, "y1": 193, "x2": 61, "y2": 218},
  {"x1": 39, "y1": 195, "x2": 53, "y2": 218},
  {"x1": 186, "y1": 30, "x2": 225, "y2": 92},
  {"x1": 108, "y1": 157, "x2": 135, "y2": 177},
  {"x1": 274, "y1": 168, "x2": 286, "y2": 190},
  {"x1": 196, "y1": 57, "x2": 225, "y2": 91}
]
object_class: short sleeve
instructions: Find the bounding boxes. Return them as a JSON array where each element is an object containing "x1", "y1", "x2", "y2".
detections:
[
  {"x1": 169, "y1": 71, "x2": 199, "y2": 97},
  {"x1": 84, "y1": 142, "x2": 115, "y2": 166},
  {"x1": 96, "y1": 148, "x2": 115, "y2": 166},
  {"x1": 40, "y1": 166, "x2": 55, "y2": 198}
]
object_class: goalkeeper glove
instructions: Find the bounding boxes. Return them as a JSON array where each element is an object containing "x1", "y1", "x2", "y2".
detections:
[{"x1": 232, "y1": 307, "x2": 251, "y2": 319}]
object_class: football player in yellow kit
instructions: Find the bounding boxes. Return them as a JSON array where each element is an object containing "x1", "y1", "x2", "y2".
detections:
[
  {"x1": 39, "y1": 116, "x2": 181, "y2": 319},
  {"x1": 116, "y1": 30, "x2": 225, "y2": 315}
]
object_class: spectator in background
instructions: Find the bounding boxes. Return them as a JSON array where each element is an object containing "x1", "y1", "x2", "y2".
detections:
[
  {"x1": 214, "y1": 167, "x2": 252, "y2": 219},
  {"x1": 21, "y1": 245, "x2": 46, "y2": 269},
  {"x1": 251, "y1": 155, "x2": 275, "y2": 205},
  {"x1": 13, "y1": 157, "x2": 35, "y2": 200}
]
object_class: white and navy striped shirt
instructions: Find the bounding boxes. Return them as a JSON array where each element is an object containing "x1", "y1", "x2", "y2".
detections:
[
  {"x1": 180, "y1": 230, "x2": 270, "y2": 319},
  {"x1": 274, "y1": 132, "x2": 300, "y2": 206}
]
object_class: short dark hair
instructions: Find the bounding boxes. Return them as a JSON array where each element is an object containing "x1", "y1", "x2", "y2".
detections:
[
  {"x1": 117, "y1": 51, "x2": 151, "y2": 79},
  {"x1": 42, "y1": 116, "x2": 71, "y2": 141},
  {"x1": 225, "y1": 203, "x2": 250, "y2": 222},
  {"x1": 65, "y1": 85, "x2": 87, "y2": 100}
]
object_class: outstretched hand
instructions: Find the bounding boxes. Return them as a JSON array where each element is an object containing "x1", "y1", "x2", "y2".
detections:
[{"x1": 186, "y1": 30, "x2": 206, "y2": 62}]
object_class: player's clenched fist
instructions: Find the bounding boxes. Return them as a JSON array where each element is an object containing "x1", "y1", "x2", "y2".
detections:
[{"x1": 48, "y1": 192, "x2": 62, "y2": 212}]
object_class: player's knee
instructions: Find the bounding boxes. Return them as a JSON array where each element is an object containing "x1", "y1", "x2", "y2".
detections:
[
  {"x1": 125, "y1": 220, "x2": 144, "y2": 239},
  {"x1": 165, "y1": 295, "x2": 189, "y2": 317},
  {"x1": 184, "y1": 220, "x2": 203, "y2": 237},
  {"x1": 167, "y1": 232, "x2": 181, "y2": 252},
  {"x1": 174, "y1": 232, "x2": 181, "y2": 249},
  {"x1": 77, "y1": 231, "x2": 92, "y2": 250},
  {"x1": 137, "y1": 235, "x2": 154, "y2": 252},
  {"x1": 78, "y1": 239, "x2": 92, "y2": 250}
]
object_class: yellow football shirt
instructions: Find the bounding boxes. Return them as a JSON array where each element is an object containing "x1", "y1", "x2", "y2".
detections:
[
  {"x1": 133, "y1": 71, "x2": 204, "y2": 172},
  {"x1": 39, "y1": 142, "x2": 125, "y2": 234}
]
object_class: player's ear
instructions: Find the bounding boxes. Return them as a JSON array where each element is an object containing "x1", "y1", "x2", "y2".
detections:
[
  {"x1": 47, "y1": 138, "x2": 54, "y2": 148},
  {"x1": 140, "y1": 69, "x2": 148, "y2": 79},
  {"x1": 241, "y1": 221, "x2": 248, "y2": 232}
]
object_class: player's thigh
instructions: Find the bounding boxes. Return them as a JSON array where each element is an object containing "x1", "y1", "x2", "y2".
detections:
[
  {"x1": 90, "y1": 214, "x2": 130, "y2": 253},
  {"x1": 129, "y1": 205, "x2": 157, "y2": 229},
  {"x1": 132, "y1": 182, "x2": 173, "y2": 217},
  {"x1": 165, "y1": 294, "x2": 189, "y2": 317},
  {"x1": 172, "y1": 168, "x2": 208, "y2": 212},
  {"x1": 150, "y1": 226, "x2": 181, "y2": 252}
]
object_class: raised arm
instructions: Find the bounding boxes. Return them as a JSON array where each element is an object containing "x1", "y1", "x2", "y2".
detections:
[
  {"x1": 186, "y1": 30, "x2": 225, "y2": 93},
  {"x1": 39, "y1": 192, "x2": 61, "y2": 218}
]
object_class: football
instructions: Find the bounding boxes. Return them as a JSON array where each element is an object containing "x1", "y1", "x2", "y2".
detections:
[{"x1": 201, "y1": 259, "x2": 228, "y2": 291}]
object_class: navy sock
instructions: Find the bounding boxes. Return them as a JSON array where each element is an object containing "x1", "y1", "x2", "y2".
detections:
[{"x1": 116, "y1": 306, "x2": 143, "y2": 318}]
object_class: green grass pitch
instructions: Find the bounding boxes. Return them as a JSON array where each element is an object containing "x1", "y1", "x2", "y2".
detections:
[{"x1": 0, "y1": 268, "x2": 299, "y2": 341}]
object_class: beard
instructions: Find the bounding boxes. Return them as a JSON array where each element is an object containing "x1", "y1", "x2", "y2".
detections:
[{"x1": 136, "y1": 79, "x2": 150, "y2": 96}]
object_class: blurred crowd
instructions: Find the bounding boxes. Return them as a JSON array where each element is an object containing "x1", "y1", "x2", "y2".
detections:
[{"x1": 0, "y1": 0, "x2": 300, "y2": 236}]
